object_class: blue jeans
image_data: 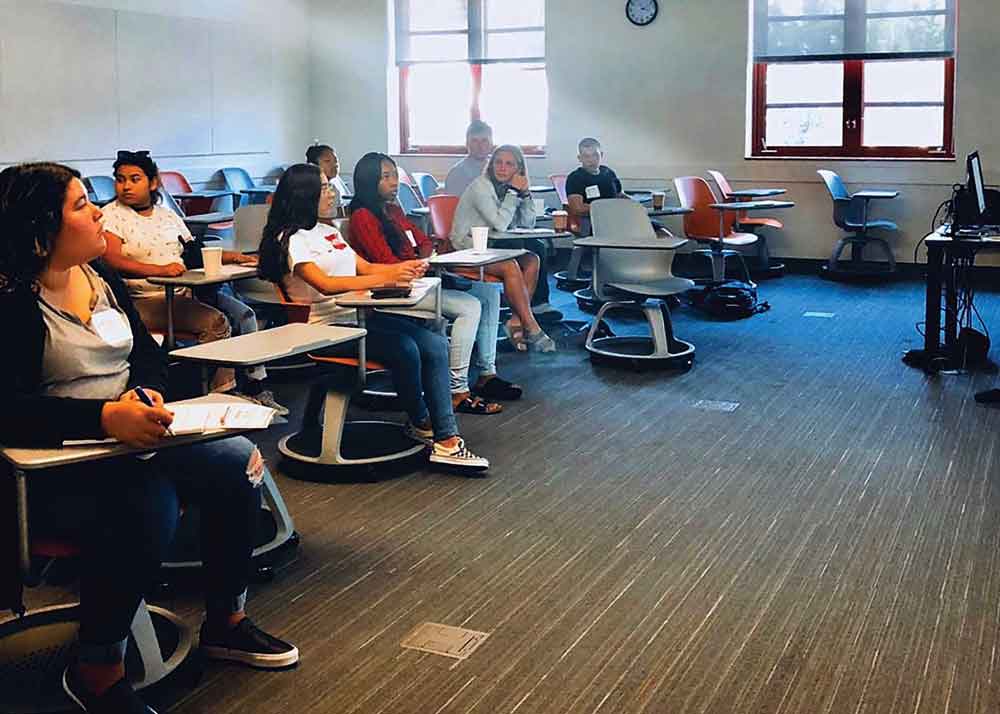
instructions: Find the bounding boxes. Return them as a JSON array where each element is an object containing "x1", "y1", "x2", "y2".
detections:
[
  {"x1": 365, "y1": 312, "x2": 458, "y2": 440},
  {"x1": 28, "y1": 436, "x2": 265, "y2": 664},
  {"x1": 201, "y1": 284, "x2": 267, "y2": 383},
  {"x1": 440, "y1": 283, "x2": 500, "y2": 394}
]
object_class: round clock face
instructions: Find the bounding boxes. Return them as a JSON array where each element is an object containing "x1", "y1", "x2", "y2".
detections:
[{"x1": 626, "y1": 0, "x2": 658, "y2": 26}]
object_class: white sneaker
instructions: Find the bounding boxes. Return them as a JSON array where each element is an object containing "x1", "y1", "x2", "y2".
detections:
[
  {"x1": 429, "y1": 438, "x2": 490, "y2": 471},
  {"x1": 251, "y1": 390, "x2": 290, "y2": 417},
  {"x1": 404, "y1": 421, "x2": 434, "y2": 446}
]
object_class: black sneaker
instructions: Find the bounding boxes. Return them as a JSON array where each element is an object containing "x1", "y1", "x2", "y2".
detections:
[
  {"x1": 63, "y1": 667, "x2": 157, "y2": 714},
  {"x1": 199, "y1": 618, "x2": 299, "y2": 669}
]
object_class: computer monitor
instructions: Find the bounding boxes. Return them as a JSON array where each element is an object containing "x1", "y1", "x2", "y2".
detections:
[{"x1": 968, "y1": 151, "x2": 986, "y2": 217}]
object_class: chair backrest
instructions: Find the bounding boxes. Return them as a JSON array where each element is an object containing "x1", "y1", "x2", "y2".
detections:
[
  {"x1": 412, "y1": 172, "x2": 440, "y2": 202},
  {"x1": 234, "y1": 205, "x2": 270, "y2": 253},
  {"x1": 220, "y1": 167, "x2": 255, "y2": 192},
  {"x1": 273, "y1": 282, "x2": 312, "y2": 324},
  {"x1": 395, "y1": 164, "x2": 416, "y2": 188},
  {"x1": 706, "y1": 170, "x2": 734, "y2": 199},
  {"x1": 590, "y1": 199, "x2": 678, "y2": 301},
  {"x1": 397, "y1": 182, "x2": 424, "y2": 215},
  {"x1": 84, "y1": 175, "x2": 116, "y2": 205},
  {"x1": 159, "y1": 170, "x2": 192, "y2": 194},
  {"x1": 817, "y1": 170, "x2": 863, "y2": 228},
  {"x1": 674, "y1": 176, "x2": 734, "y2": 241},
  {"x1": 427, "y1": 194, "x2": 460, "y2": 242},
  {"x1": 549, "y1": 174, "x2": 569, "y2": 205},
  {"x1": 159, "y1": 187, "x2": 186, "y2": 218}
]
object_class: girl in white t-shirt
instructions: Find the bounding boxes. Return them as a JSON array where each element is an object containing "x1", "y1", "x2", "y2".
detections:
[{"x1": 258, "y1": 163, "x2": 489, "y2": 471}]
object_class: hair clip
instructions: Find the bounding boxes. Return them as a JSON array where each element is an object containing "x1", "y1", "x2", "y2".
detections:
[{"x1": 116, "y1": 150, "x2": 151, "y2": 160}]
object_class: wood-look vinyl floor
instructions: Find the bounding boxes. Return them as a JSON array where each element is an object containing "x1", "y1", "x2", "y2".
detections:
[{"x1": 23, "y1": 275, "x2": 1000, "y2": 713}]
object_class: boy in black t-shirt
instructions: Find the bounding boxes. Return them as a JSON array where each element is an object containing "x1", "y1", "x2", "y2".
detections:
[{"x1": 565, "y1": 137, "x2": 626, "y2": 236}]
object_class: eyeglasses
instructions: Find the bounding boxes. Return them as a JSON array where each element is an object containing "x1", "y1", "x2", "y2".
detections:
[{"x1": 116, "y1": 150, "x2": 151, "y2": 162}]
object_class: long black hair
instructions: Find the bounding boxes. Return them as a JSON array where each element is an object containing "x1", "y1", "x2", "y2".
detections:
[
  {"x1": 112, "y1": 149, "x2": 161, "y2": 205},
  {"x1": 348, "y1": 152, "x2": 407, "y2": 258},
  {"x1": 0, "y1": 162, "x2": 81, "y2": 293},
  {"x1": 258, "y1": 163, "x2": 323, "y2": 283}
]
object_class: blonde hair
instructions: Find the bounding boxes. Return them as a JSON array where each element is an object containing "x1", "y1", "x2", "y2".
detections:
[{"x1": 486, "y1": 144, "x2": 527, "y2": 182}]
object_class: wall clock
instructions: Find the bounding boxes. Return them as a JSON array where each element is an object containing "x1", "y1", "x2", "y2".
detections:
[{"x1": 626, "y1": 0, "x2": 658, "y2": 26}]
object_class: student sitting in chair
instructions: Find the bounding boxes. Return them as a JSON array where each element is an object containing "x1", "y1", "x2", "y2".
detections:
[
  {"x1": 100, "y1": 150, "x2": 286, "y2": 414},
  {"x1": 306, "y1": 143, "x2": 350, "y2": 217},
  {"x1": 450, "y1": 145, "x2": 557, "y2": 353},
  {"x1": 565, "y1": 137, "x2": 627, "y2": 236},
  {"x1": 348, "y1": 152, "x2": 522, "y2": 413},
  {"x1": 257, "y1": 163, "x2": 490, "y2": 470},
  {"x1": 0, "y1": 162, "x2": 298, "y2": 714}
]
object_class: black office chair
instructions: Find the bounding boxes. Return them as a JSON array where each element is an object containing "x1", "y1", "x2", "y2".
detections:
[{"x1": 817, "y1": 170, "x2": 898, "y2": 278}]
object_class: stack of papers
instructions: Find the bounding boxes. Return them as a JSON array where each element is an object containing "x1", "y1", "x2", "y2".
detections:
[
  {"x1": 168, "y1": 403, "x2": 276, "y2": 434},
  {"x1": 505, "y1": 227, "x2": 556, "y2": 235}
]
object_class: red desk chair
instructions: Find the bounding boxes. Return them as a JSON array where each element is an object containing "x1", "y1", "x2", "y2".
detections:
[
  {"x1": 674, "y1": 176, "x2": 757, "y2": 284},
  {"x1": 707, "y1": 170, "x2": 785, "y2": 278}
]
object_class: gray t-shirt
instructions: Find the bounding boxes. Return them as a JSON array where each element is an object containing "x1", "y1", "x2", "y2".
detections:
[
  {"x1": 443, "y1": 155, "x2": 488, "y2": 197},
  {"x1": 39, "y1": 265, "x2": 133, "y2": 400}
]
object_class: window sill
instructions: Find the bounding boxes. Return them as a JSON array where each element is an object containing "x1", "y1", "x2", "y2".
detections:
[
  {"x1": 398, "y1": 151, "x2": 548, "y2": 158},
  {"x1": 746, "y1": 154, "x2": 955, "y2": 162}
]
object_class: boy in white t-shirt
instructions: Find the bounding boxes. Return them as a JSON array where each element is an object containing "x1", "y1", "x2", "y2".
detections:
[{"x1": 101, "y1": 151, "x2": 286, "y2": 413}]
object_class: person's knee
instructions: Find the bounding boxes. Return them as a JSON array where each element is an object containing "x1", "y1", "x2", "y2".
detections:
[
  {"x1": 123, "y1": 475, "x2": 180, "y2": 559},
  {"x1": 205, "y1": 437, "x2": 266, "y2": 493}
]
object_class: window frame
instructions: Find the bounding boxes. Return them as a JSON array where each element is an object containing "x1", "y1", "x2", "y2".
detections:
[
  {"x1": 750, "y1": 57, "x2": 955, "y2": 160},
  {"x1": 396, "y1": 1, "x2": 546, "y2": 155}
]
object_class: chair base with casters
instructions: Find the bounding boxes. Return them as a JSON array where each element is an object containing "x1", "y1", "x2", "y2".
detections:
[
  {"x1": 573, "y1": 286, "x2": 605, "y2": 313},
  {"x1": 737, "y1": 228, "x2": 785, "y2": 279},
  {"x1": 585, "y1": 294, "x2": 694, "y2": 369},
  {"x1": 820, "y1": 233, "x2": 897, "y2": 280},
  {"x1": 554, "y1": 246, "x2": 592, "y2": 290},
  {"x1": 0, "y1": 599, "x2": 191, "y2": 714},
  {"x1": 690, "y1": 246, "x2": 756, "y2": 286},
  {"x1": 278, "y1": 357, "x2": 425, "y2": 467}
]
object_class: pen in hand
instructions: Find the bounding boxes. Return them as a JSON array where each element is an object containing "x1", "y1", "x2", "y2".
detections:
[{"x1": 134, "y1": 387, "x2": 174, "y2": 437}]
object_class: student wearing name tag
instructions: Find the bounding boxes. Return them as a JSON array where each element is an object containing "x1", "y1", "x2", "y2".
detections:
[
  {"x1": 565, "y1": 137, "x2": 628, "y2": 237},
  {"x1": 0, "y1": 163, "x2": 298, "y2": 714},
  {"x1": 348, "y1": 152, "x2": 523, "y2": 414},
  {"x1": 100, "y1": 151, "x2": 286, "y2": 414}
]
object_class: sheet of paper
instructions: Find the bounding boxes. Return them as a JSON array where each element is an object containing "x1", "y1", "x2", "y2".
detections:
[{"x1": 504, "y1": 227, "x2": 556, "y2": 235}]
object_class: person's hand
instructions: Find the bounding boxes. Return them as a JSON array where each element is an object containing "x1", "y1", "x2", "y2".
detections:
[
  {"x1": 157, "y1": 263, "x2": 186, "y2": 277},
  {"x1": 404, "y1": 259, "x2": 429, "y2": 277},
  {"x1": 390, "y1": 263, "x2": 422, "y2": 285},
  {"x1": 100, "y1": 401, "x2": 174, "y2": 447},
  {"x1": 224, "y1": 251, "x2": 258, "y2": 266},
  {"x1": 509, "y1": 173, "x2": 529, "y2": 192},
  {"x1": 119, "y1": 388, "x2": 165, "y2": 408}
]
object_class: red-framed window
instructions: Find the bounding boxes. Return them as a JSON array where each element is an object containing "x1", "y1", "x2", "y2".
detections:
[
  {"x1": 394, "y1": 0, "x2": 547, "y2": 155},
  {"x1": 750, "y1": 0, "x2": 956, "y2": 159}
]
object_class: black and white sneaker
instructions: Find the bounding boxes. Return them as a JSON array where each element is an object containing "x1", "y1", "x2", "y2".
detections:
[
  {"x1": 429, "y1": 437, "x2": 490, "y2": 471},
  {"x1": 63, "y1": 667, "x2": 157, "y2": 714},
  {"x1": 199, "y1": 619, "x2": 299, "y2": 669}
]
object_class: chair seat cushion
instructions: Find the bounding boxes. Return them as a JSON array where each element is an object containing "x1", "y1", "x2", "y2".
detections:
[
  {"x1": 844, "y1": 219, "x2": 897, "y2": 232},
  {"x1": 607, "y1": 277, "x2": 696, "y2": 298},
  {"x1": 737, "y1": 217, "x2": 783, "y2": 229},
  {"x1": 690, "y1": 232, "x2": 758, "y2": 247},
  {"x1": 309, "y1": 354, "x2": 386, "y2": 371}
]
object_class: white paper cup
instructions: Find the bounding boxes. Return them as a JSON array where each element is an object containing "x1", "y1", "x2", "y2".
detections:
[
  {"x1": 471, "y1": 226, "x2": 489, "y2": 253},
  {"x1": 533, "y1": 198, "x2": 546, "y2": 215},
  {"x1": 201, "y1": 246, "x2": 223, "y2": 277},
  {"x1": 551, "y1": 210, "x2": 568, "y2": 231},
  {"x1": 652, "y1": 191, "x2": 666, "y2": 209}
]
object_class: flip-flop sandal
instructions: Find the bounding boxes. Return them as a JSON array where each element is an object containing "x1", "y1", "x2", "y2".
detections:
[
  {"x1": 473, "y1": 376, "x2": 523, "y2": 401},
  {"x1": 503, "y1": 321, "x2": 527, "y2": 351},
  {"x1": 454, "y1": 395, "x2": 503, "y2": 415}
]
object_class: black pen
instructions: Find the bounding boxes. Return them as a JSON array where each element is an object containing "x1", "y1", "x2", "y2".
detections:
[{"x1": 134, "y1": 387, "x2": 174, "y2": 437}]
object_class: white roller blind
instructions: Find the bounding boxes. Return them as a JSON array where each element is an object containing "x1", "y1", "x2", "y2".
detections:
[{"x1": 753, "y1": 0, "x2": 956, "y2": 63}]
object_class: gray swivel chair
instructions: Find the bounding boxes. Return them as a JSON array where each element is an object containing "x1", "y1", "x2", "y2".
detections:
[
  {"x1": 817, "y1": 170, "x2": 899, "y2": 278},
  {"x1": 582, "y1": 199, "x2": 695, "y2": 367}
]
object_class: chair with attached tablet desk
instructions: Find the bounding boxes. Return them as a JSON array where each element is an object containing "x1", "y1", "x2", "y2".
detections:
[
  {"x1": 674, "y1": 176, "x2": 758, "y2": 284},
  {"x1": 707, "y1": 170, "x2": 786, "y2": 278},
  {"x1": 271, "y1": 286, "x2": 426, "y2": 467},
  {"x1": 548, "y1": 173, "x2": 590, "y2": 291},
  {"x1": 817, "y1": 170, "x2": 899, "y2": 279}
]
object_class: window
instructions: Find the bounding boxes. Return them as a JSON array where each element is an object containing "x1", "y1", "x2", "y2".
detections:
[
  {"x1": 750, "y1": 0, "x2": 956, "y2": 158},
  {"x1": 395, "y1": 0, "x2": 546, "y2": 154}
]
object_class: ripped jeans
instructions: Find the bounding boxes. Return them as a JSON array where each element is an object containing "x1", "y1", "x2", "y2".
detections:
[{"x1": 27, "y1": 436, "x2": 266, "y2": 664}]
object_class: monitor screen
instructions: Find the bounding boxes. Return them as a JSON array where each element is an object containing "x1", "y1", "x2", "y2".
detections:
[{"x1": 969, "y1": 151, "x2": 986, "y2": 216}]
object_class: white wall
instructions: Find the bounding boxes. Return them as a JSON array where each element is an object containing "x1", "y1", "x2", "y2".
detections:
[
  {"x1": 0, "y1": 0, "x2": 310, "y2": 186},
  {"x1": 308, "y1": 0, "x2": 1000, "y2": 263}
]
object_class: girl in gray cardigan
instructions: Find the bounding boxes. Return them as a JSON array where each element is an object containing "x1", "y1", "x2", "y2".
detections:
[{"x1": 449, "y1": 145, "x2": 556, "y2": 352}]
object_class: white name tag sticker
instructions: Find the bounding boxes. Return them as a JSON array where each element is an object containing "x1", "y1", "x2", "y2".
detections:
[
  {"x1": 585, "y1": 184, "x2": 601, "y2": 199},
  {"x1": 91, "y1": 309, "x2": 132, "y2": 346},
  {"x1": 405, "y1": 230, "x2": 417, "y2": 247}
]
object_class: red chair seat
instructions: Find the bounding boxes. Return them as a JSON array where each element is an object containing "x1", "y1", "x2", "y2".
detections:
[
  {"x1": 737, "y1": 217, "x2": 783, "y2": 230},
  {"x1": 309, "y1": 355, "x2": 385, "y2": 371},
  {"x1": 31, "y1": 539, "x2": 81, "y2": 559},
  {"x1": 689, "y1": 231, "x2": 758, "y2": 247}
]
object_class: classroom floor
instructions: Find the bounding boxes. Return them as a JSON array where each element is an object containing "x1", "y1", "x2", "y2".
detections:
[{"x1": 21, "y1": 273, "x2": 1000, "y2": 713}]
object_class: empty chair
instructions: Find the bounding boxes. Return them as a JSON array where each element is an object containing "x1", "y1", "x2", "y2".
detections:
[
  {"x1": 427, "y1": 194, "x2": 459, "y2": 245},
  {"x1": 707, "y1": 169, "x2": 785, "y2": 278},
  {"x1": 817, "y1": 170, "x2": 898, "y2": 277},
  {"x1": 159, "y1": 169, "x2": 212, "y2": 215},
  {"x1": 397, "y1": 181, "x2": 424, "y2": 216},
  {"x1": 220, "y1": 166, "x2": 274, "y2": 208},
  {"x1": 412, "y1": 172, "x2": 441, "y2": 202},
  {"x1": 674, "y1": 176, "x2": 757, "y2": 284},
  {"x1": 583, "y1": 198, "x2": 695, "y2": 367},
  {"x1": 83, "y1": 175, "x2": 116, "y2": 206},
  {"x1": 550, "y1": 172, "x2": 590, "y2": 291}
]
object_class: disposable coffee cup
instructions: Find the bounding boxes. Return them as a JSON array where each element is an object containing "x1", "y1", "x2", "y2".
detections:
[
  {"x1": 471, "y1": 226, "x2": 489, "y2": 253},
  {"x1": 551, "y1": 210, "x2": 568, "y2": 231},
  {"x1": 533, "y1": 198, "x2": 546, "y2": 215},
  {"x1": 652, "y1": 191, "x2": 666, "y2": 209},
  {"x1": 201, "y1": 246, "x2": 223, "y2": 277}
]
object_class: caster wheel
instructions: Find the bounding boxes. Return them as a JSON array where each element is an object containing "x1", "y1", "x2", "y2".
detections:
[{"x1": 287, "y1": 531, "x2": 301, "y2": 548}]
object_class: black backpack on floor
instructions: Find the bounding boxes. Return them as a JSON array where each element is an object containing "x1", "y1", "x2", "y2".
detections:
[{"x1": 690, "y1": 280, "x2": 770, "y2": 319}]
